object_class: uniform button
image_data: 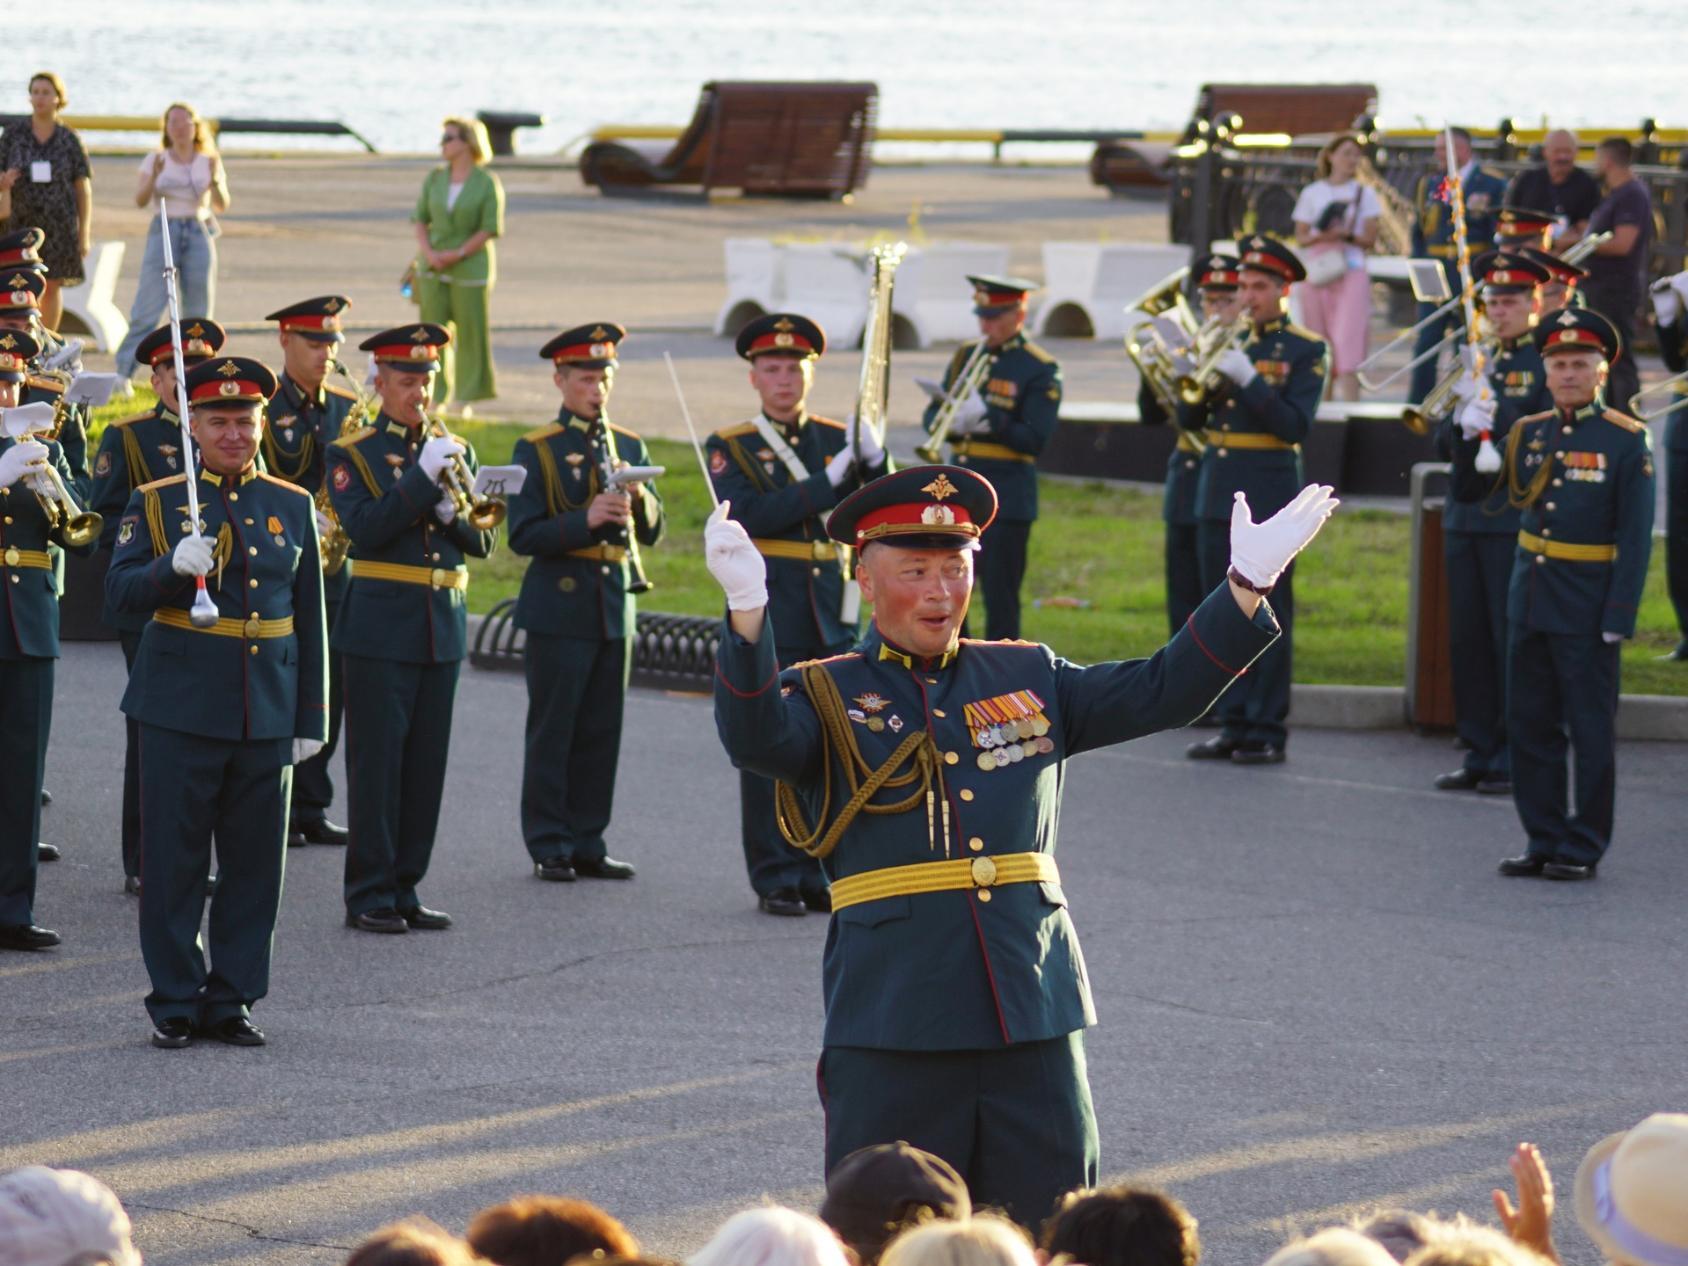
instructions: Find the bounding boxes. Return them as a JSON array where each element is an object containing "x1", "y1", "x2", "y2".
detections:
[
  {"x1": 2, "y1": 517, "x2": 10, "y2": 525},
  {"x1": 1545, "y1": 502, "x2": 1556, "y2": 511},
  {"x1": 1217, "y1": 448, "x2": 1228, "y2": 458},
  {"x1": 811, "y1": 566, "x2": 821, "y2": 576},
  {"x1": 1556, "y1": 450, "x2": 1566, "y2": 458},
  {"x1": 959, "y1": 789, "x2": 974, "y2": 802},
  {"x1": 1541, "y1": 528, "x2": 1552, "y2": 537},
  {"x1": 1535, "y1": 555, "x2": 1546, "y2": 565},
  {"x1": 932, "y1": 708, "x2": 946, "y2": 718},
  {"x1": 601, "y1": 565, "x2": 611, "y2": 575},
  {"x1": 968, "y1": 836, "x2": 984, "y2": 852},
  {"x1": 248, "y1": 546, "x2": 258, "y2": 556},
  {"x1": 430, "y1": 552, "x2": 441, "y2": 561},
  {"x1": 244, "y1": 518, "x2": 254, "y2": 525},
  {"x1": 977, "y1": 890, "x2": 992, "y2": 903},
  {"x1": 249, "y1": 579, "x2": 258, "y2": 589},
  {"x1": 229, "y1": 492, "x2": 239, "y2": 502},
  {"x1": 249, "y1": 645, "x2": 259, "y2": 656},
  {"x1": 944, "y1": 751, "x2": 959, "y2": 766}
]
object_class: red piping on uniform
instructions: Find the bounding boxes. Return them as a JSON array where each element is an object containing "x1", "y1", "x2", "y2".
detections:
[
  {"x1": 1184, "y1": 613, "x2": 1245, "y2": 676},
  {"x1": 715, "y1": 660, "x2": 779, "y2": 698}
]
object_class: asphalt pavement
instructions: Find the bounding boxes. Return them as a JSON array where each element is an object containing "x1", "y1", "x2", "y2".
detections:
[{"x1": 3, "y1": 638, "x2": 1684, "y2": 1266}]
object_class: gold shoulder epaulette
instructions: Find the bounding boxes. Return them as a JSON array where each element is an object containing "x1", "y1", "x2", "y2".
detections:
[
  {"x1": 607, "y1": 422, "x2": 642, "y2": 440},
  {"x1": 1021, "y1": 339, "x2": 1058, "y2": 365},
  {"x1": 136, "y1": 473, "x2": 188, "y2": 494},
  {"x1": 1516, "y1": 409, "x2": 1555, "y2": 428},
  {"x1": 714, "y1": 422, "x2": 757, "y2": 440},
  {"x1": 790, "y1": 651, "x2": 862, "y2": 669},
  {"x1": 330, "y1": 426, "x2": 376, "y2": 448},
  {"x1": 109, "y1": 412, "x2": 152, "y2": 429},
  {"x1": 324, "y1": 383, "x2": 358, "y2": 401},
  {"x1": 1286, "y1": 323, "x2": 1325, "y2": 345},
  {"x1": 1480, "y1": 165, "x2": 1506, "y2": 179},
  {"x1": 1603, "y1": 408, "x2": 1646, "y2": 434},
  {"x1": 522, "y1": 423, "x2": 565, "y2": 443},
  {"x1": 959, "y1": 636, "x2": 1041, "y2": 649},
  {"x1": 810, "y1": 415, "x2": 847, "y2": 431},
  {"x1": 25, "y1": 374, "x2": 64, "y2": 395},
  {"x1": 256, "y1": 470, "x2": 312, "y2": 498}
]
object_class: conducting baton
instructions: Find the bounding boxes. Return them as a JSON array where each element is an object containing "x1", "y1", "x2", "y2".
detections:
[{"x1": 663, "y1": 351, "x2": 719, "y2": 509}]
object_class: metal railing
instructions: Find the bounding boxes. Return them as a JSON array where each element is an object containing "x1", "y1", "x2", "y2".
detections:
[{"x1": 471, "y1": 600, "x2": 721, "y2": 692}]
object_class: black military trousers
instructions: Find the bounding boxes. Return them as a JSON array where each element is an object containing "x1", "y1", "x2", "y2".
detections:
[
  {"x1": 291, "y1": 591, "x2": 344, "y2": 826},
  {"x1": 1507, "y1": 629, "x2": 1620, "y2": 865},
  {"x1": 976, "y1": 518, "x2": 1032, "y2": 642},
  {"x1": 119, "y1": 631, "x2": 143, "y2": 880},
  {"x1": 820, "y1": 1033, "x2": 1099, "y2": 1230},
  {"x1": 1165, "y1": 520, "x2": 1204, "y2": 636},
  {"x1": 740, "y1": 641, "x2": 841, "y2": 899},
  {"x1": 1668, "y1": 444, "x2": 1688, "y2": 649},
  {"x1": 1444, "y1": 532, "x2": 1514, "y2": 778},
  {"x1": 520, "y1": 632, "x2": 631, "y2": 865},
  {"x1": 0, "y1": 657, "x2": 51, "y2": 927},
  {"x1": 1199, "y1": 519, "x2": 1294, "y2": 747},
  {"x1": 342, "y1": 655, "x2": 460, "y2": 916},
  {"x1": 137, "y1": 724, "x2": 290, "y2": 1025}
]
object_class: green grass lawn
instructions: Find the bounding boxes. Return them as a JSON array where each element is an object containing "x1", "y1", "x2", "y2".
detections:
[{"x1": 87, "y1": 397, "x2": 1688, "y2": 695}]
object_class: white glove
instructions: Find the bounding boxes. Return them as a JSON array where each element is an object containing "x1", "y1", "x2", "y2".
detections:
[
  {"x1": 1653, "y1": 285, "x2": 1682, "y2": 327},
  {"x1": 1670, "y1": 270, "x2": 1688, "y2": 306},
  {"x1": 0, "y1": 439, "x2": 47, "y2": 489},
  {"x1": 1215, "y1": 348, "x2": 1257, "y2": 387},
  {"x1": 1602, "y1": 631, "x2": 1624, "y2": 644},
  {"x1": 851, "y1": 416, "x2": 885, "y2": 467},
  {"x1": 705, "y1": 500, "x2": 768, "y2": 612},
  {"x1": 1457, "y1": 394, "x2": 1497, "y2": 441},
  {"x1": 1451, "y1": 365, "x2": 1488, "y2": 405},
  {"x1": 953, "y1": 391, "x2": 989, "y2": 433},
  {"x1": 419, "y1": 435, "x2": 465, "y2": 482},
  {"x1": 23, "y1": 467, "x2": 54, "y2": 498},
  {"x1": 314, "y1": 508, "x2": 335, "y2": 537},
  {"x1": 825, "y1": 447, "x2": 855, "y2": 489},
  {"x1": 172, "y1": 534, "x2": 215, "y2": 577},
  {"x1": 293, "y1": 737, "x2": 325, "y2": 765},
  {"x1": 1229, "y1": 485, "x2": 1340, "y2": 590},
  {"x1": 434, "y1": 490, "x2": 457, "y2": 525}
]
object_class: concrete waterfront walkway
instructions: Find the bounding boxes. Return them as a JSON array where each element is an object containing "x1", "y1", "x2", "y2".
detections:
[{"x1": 5, "y1": 638, "x2": 1685, "y2": 1266}]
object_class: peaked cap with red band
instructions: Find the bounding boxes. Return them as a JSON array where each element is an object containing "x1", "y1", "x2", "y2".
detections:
[
  {"x1": 1237, "y1": 235, "x2": 1307, "y2": 284},
  {"x1": 266, "y1": 295, "x2": 351, "y2": 341},
  {"x1": 0, "y1": 227, "x2": 45, "y2": 272},
  {"x1": 1535, "y1": 306, "x2": 1620, "y2": 361},
  {"x1": 1519, "y1": 246, "x2": 1588, "y2": 287},
  {"x1": 1, "y1": 270, "x2": 44, "y2": 310},
  {"x1": 0, "y1": 328, "x2": 41, "y2": 381},
  {"x1": 1197, "y1": 253, "x2": 1242, "y2": 290},
  {"x1": 736, "y1": 312, "x2": 826, "y2": 361},
  {"x1": 184, "y1": 356, "x2": 279, "y2": 407},
  {"x1": 966, "y1": 273, "x2": 1038, "y2": 315},
  {"x1": 1473, "y1": 249, "x2": 1550, "y2": 294},
  {"x1": 827, "y1": 464, "x2": 998, "y2": 552},
  {"x1": 1495, "y1": 206, "x2": 1555, "y2": 247},
  {"x1": 135, "y1": 318, "x2": 227, "y2": 368},
  {"x1": 358, "y1": 322, "x2": 450, "y2": 368},
  {"x1": 540, "y1": 321, "x2": 626, "y2": 368}
]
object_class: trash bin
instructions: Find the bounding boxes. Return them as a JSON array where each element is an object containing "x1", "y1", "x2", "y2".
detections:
[{"x1": 1405, "y1": 461, "x2": 1455, "y2": 729}]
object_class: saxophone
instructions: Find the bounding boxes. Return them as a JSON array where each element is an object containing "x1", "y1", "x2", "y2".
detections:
[{"x1": 318, "y1": 360, "x2": 376, "y2": 576}]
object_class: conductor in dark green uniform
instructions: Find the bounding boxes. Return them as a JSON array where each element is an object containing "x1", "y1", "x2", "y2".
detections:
[
  {"x1": 89, "y1": 318, "x2": 226, "y2": 893},
  {"x1": 706, "y1": 463, "x2": 1336, "y2": 1226},
  {"x1": 1178, "y1": 236, "x2": 1328, "y2": 764},
  {"x1": 1496, "y1": 308, "x2": 1654, "y2": 881},
  {"x1": 1433, "y1": 250, "x2": 1552, "y2": 794},
  {"x1": 708, "y1": 313, "x2": 888, "y2": 917},
  {"x1": 1647, "y1": 267, "x2": 1688, "y2": 660},
  {"x1": 105, "y1": 355, "x2": 328, "y2": 1047},
  {"x1": 922, "y1": 276, "x2": 1061, "y2": 640},
  {"x1": 263, "y1": 296, "x2": 359, "y2": 848},
  {"x1": 326, "y1": 323, "x2": 499, "y2": 934},
  {"x1": 0, "y1": 330, "x2": 87, "y2": 951},
  {"x1": 509, "y1": 322, "x2": 662, "y2": 882}
]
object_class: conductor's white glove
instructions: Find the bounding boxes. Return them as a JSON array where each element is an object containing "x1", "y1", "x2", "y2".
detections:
[
  {"x1": 953, "y1": 391, "x2": 989, "y2": 433},
  {"x1": 1457, "y1": 394, "x2": 1497, "y2": 441},
  {"x1": 171, "y1": 534, "x2": 215, "y2": 577},
  {"x1": 293, "y1": 737, "x2": 325, "y2": 765},
  {"x1": 825, "y1": 447, "x2": 855, "y2": 489},
  {"x1": 314, "y1": 508, "x2": 335, "y2": 537},
  {"x1": 1670, "y1": 269, "x2": 1688, "y2": 307},
  {"x1": 0, "y1": 439, "x2": 47, "y2": 489},
  {"x1": 1602, "y1": 631, "x2": 1624, "y2": 644},
  {"x1": 1215, "y1": 347, "x2": 1257, "y2": 387},
  {"x1": 419, "y1": 435, "x2": 464, "y2": 482},
  {"x1": 1652, "y1": 285, "x2": 1683, "y2": 328},
  {"x1": 851, "y1": 416, "x2": 886, "y2": 467},
  {"x1": 705, "y1": 501, "x2": 768, "y2": 612},
  {"x1": 1229, "y1": 485, "x2": 1340, "y2": 591},
  {"x1": 434, "y1": 490, "x2": 457, "y2": 525}
]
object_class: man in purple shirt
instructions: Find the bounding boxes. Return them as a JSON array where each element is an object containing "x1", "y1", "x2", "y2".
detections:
[{"x1": 1582, "y1": 138, "x2": 1653, "y2": 410}]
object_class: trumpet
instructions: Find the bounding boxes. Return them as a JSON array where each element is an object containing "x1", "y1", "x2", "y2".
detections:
[
  {"x1": 1401, "y1": 336, "x2": 1498, "y2": 435},
  {"x1": 1557, "y1": 229, "x2": 1612, "y2": 268},
  {"x1": 1175, "y1": 314, "x2": 1250, "y2": 406},
  {"x1": 421, "y1": 405, "x2": 506, "y2": 531},
  {"x1": 915, "y1": 340, "x2": 992, "y2": 464},
  {"x1": 0, "y1": 404, "x2": 102, "y2": 547},
  {"x1": 1629, "y1": 370, "x2": 1688, "y2": 422}
]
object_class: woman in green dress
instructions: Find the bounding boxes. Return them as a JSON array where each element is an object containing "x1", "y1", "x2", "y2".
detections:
[{"x1": 412, "y1": 116, "x2": 505, "y2": 412}]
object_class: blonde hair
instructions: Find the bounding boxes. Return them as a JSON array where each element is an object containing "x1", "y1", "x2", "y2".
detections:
[
  {"x1": 29, "y1": 71, "x2": 67, "y2": 111},
  {"x1": 880, "y1": 1218, "x2": 1037, "y2": 1266},
  {"x1": 443, "y1": 116, "x2": 492, "y2": 165},
  {"x1": 1265, "y1": 1228, "x2": 1401, "y2": 1266},
  {"x1": 160, "y1": 101, "x2": 216, "y2": 154}
]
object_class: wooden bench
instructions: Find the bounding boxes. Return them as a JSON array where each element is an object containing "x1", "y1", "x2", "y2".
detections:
[{"x1": 580, "y1": 81, "x2": 876, "y2": 198}]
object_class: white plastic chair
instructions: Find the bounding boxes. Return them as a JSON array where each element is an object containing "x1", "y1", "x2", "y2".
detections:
[{"x1": 57, "y1": 241, "x2": 128, "y2": 353}]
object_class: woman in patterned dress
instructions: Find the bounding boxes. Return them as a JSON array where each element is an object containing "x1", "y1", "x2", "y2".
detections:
[{"x1": 0, "y1": 72, "x2": 92, "y2": 331}]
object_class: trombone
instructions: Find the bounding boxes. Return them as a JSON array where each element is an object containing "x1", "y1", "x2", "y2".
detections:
[
  {"x1": 420, "y1": 404, "x2": 506, "y2": 531},
  {"x1": 1402, "y1": 334, "x2": 1497, "y2": 435},
  {"x1": 1356, "y1": 298, "x2": 1465, "y2": 393},
  {"x1": 0, "y1": 404, "x2": 102, "y2": 547},
  {"x1": 1175, "y1": 313, "x2": 1251, "y2": 407},
  {"x1": 1630, "y1": 371, "x2": 1688, "y2": 422}
]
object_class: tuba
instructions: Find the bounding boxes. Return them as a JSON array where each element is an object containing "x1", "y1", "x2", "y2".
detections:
[{"x1": 853, "y1": 242, "x2": 906, "y2": 464}]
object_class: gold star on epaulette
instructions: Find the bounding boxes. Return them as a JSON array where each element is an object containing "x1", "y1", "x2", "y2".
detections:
[
  {"x1": 922, "y1": 473, "x2": 958, "y2": 501},
  {"x1": 218, "y1": 360, "x2": 242, "y2": 377}
]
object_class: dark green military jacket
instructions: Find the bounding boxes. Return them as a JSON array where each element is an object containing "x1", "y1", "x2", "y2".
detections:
[
  {"x1": 1505, "y1": 399, "x2": 1655, "y2": 638},
  {"x1": 1177, "y1": 315, "x2": 1326, "y2": 521},
  {"x1": 1658, "y1": 314, "x2": 1688, "y2": 452},
  {"x1": 261, "y1": 373, "x2": 359, "y2": 604},
  {"x1": 0, "y1": 435, "x2": 86, "y2": 658},
  {"x1": 706, "y1": 411, "x2": 885, "y2": 651},
  {"x1": 923, "y1": 333, "x2": 1061, "y2": 521},
  {"x1": 1139, "y1": 380, "x2": 1202, "y2": 526},
  {"x1": 323, "y1": 412, "x2": 498, "y2": 664},
  {"x1": 105, "y1": 466, "x2": 328, "y2": 742},
  {"x1": 1440, "y1": 338, "x2": 1549, "y2": 535},
  {"x1": 90, "y1": 401, "x2": 191, "y2": 632},
  {"x1": 508, "y1": 408, "x2": 665, "y2": 641},
  {"x1": 714, "y1": 583, "x2": 1279, "y2": 1050}
]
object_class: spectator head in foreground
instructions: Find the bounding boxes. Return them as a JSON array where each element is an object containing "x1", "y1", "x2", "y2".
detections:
[
  {"x1": 468, "y1": 1195, "x2": 639, "y2": 1266},
  {"x1": 821, "y1": 1142, "x2": 972, "y2": 1265},
  {"x1": 1574, "y1": 1112, "x2": 1688, "y2": 1266},
  {"x1": 1350, "y1": 1210, "x2": 1442, "y2": 1264},
  {"x1": 879, "y1": 1216, "x2": 1036, "y2": 1266},
  {"x1": 344, "y1": 1218, "x2": 480, "y2": 1266},
  {"x1": 1040, "y1": 1186, "x2": 1200, "y2": 1266},
  {"x1": 1265, "y1": 1227, "x2": 1401, "y2": 1266},
  {"x1": 0, "y1": 1166, "x2": 139, "y2": 1266},
  {"x1": 688, "y1": 1208, "x2": 851, "y2": 1266},
  {"x1": 1404, "y1": 1222, "x2": 1551, "y2": 1266}
]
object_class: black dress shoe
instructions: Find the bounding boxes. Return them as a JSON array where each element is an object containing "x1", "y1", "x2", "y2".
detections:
[
  {"x1": 124, "y1": 875, "x2": 142, "y2": 897},
  {"x1": 346, "y1": 908, "x2": 409, "y2": 934},
  {"x1": 40, "y1": 788, "x2": 51, "y2": 806},
  {"x1": 286, "y1": 826, "x2": 308, "y2": 849},
  {"x1": 1476, "y1": 775, "x2": 1513, "y2": 796},
  {"x1": 401, "y1": 905, "x2": 453, "y2": 930},
  {"x1": 1433, "y1": 768, "x2": 1483, "y2": 791},
  {"x1": 204, "y1": 1015, "x2": 266, "y2": 1046},
  {"x1": 758, "y1": 889, "x2": 807, "y2": 917},
  {"x1": 1186, "y1": 735, "x2": 1239, "y2": 760},
  {"x1": 37, "y1": 842, "x2": 60, "y2": 862},
  {"x1": 534, "y1": 858, "x2": 577, "y2": 882},
  {"x1": 151, "y1": 1018, "x2": 193, "y2": 1049},
  {"x1": 0, "y1": 923, "x2": 61, "y2": 951},
  {"x1": 293, "y1": 818, "x2": 349, "y2": 846},
  {"x1": 575, "y1": 856, "x2": 636, "y2": 880},
  {"x1": 1498, "y1": 854, "x2": 1549, "y2": 877},
  {"x1": 1232, "y1": 743, "x2": 1286, "y2": 766},
  {"x1": 1543, "y1": 859, "x2": 1597, "y2": 881},
  {"x1": 1191, "y1": 712, "x2": 1222, "y2": 729},
  {"x1": 1659, "y1": 640, "x2": 1688, "y2": 662},
  {"x1": 801, "y1": 887, "x2": 832, "y2": 913}
]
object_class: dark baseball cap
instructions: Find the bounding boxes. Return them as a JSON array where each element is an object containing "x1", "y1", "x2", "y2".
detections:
[{"x1": 820, "y1": 1142, "x2": 971, "y2": 1259}]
